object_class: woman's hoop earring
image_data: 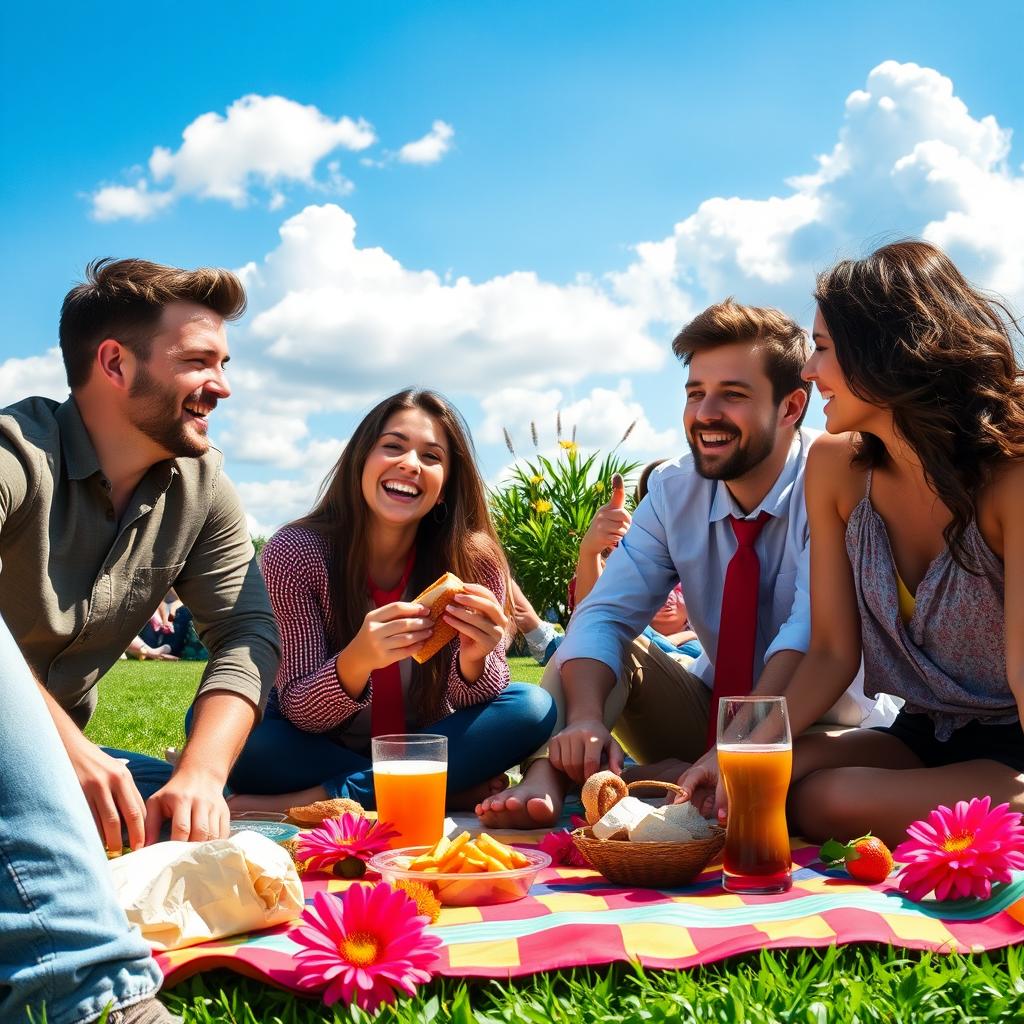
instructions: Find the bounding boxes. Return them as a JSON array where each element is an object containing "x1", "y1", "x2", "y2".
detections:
[{"x1": 432, "y1": 500, "x2": 449, "y2": 524}]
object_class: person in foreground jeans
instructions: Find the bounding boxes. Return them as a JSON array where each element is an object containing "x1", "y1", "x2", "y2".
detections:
[{"x1": 0, "y1": 616, "x2": 178, "y2": 1024}]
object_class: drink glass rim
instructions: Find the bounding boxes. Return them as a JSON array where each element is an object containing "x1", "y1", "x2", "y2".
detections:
[
  {"x1": 720, "y1": 695, "x2": 787, "y2": 705},
  {"x1": 373, "y1": 733, "x2": 446, "y2": 743}
]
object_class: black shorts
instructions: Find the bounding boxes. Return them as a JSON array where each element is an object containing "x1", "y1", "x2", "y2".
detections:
[{"x1": 874, "y1": 711, "x2": 1024, "y2": 773}]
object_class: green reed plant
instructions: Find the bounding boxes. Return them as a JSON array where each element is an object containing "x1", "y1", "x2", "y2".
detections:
[{"x1": 489, "y1": 420, "x2": 640, "y2": 626}]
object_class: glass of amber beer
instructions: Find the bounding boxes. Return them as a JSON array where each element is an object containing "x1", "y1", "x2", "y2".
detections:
[
  {"x1": 717, "y1": 696, "x2": 792, "y2": 894},
  {"x1": 372, "y1": 734, "x2": 448, "y2": 848}
]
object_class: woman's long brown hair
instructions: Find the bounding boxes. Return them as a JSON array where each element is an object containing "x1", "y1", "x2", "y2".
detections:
[
  {"x1": 289, "y1": 389, "x2": 510, "y2": 721},
  {"x1": 815, "y1": 240, "x2": 1024, "y2": 570}
]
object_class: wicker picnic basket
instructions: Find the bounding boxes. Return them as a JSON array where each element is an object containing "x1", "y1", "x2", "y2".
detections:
[{"x1": 571, "y1": 781, "x2": 726, "y2": 888}]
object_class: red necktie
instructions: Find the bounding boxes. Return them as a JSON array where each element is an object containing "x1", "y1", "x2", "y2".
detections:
[
  {"x1": 706, "y1": 511, "x2": 771, "y2": 749},
  {"x1": 368, "y1": 552, "x2": 415, "y2": 738}
]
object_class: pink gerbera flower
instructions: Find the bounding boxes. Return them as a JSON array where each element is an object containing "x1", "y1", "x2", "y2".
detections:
[
  {"x1": 539, "y1": 829, "x2": 589, "y2": 867},
  {"x1": 292, "y1": 884, "x2": 442, "y2": 1009},
  {"x1": 296, "y1": 813, "x2": 398, "y2": 873},
  {"x1": 893, "y1": 797, "x2": 1024, "y2": 902}
]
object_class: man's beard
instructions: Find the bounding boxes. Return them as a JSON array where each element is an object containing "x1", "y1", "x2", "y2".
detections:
[
  {"x1": 129, "y1": 363, "x2": 208, "y2": 458},
  {"x1": 688, "y1": 421, "x2": 775, "y2": 481}
]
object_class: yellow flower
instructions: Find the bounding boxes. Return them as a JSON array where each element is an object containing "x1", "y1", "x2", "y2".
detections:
[
  {"x1": 559, "y1": 440, "x2": 580, "y2": 459},
  {"x1": 530, "y1": 474, "x2": 544, "y2": 485},
  {"x1": 533, "y1": 499, "x2": 553, "y2": 514},
  {"x1": 394, "y1": 880, "x2": 442, "y2": 923},
  {"x1": 593, "y1": 480, "x2": 605, "y2": 494}
]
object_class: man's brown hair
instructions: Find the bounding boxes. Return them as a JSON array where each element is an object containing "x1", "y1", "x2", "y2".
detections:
[
  {"x1": 59, "y1": 258, "x2": 247, "y2": 389},
  {"x1": 671, "y1": 298, "x2": 811, "y2": 427}
]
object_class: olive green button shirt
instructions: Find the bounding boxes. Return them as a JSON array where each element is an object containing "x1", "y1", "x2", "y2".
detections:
[{"x1": 0, "y1": 396, "x2": 280, "y2": 729}]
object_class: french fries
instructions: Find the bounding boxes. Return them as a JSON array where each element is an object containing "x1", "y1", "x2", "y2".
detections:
[{"x1": 404, "y1": 831, "x2": 531, "y2": 874}]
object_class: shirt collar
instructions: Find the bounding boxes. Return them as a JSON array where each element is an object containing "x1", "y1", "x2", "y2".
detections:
[
  {"x1": 708, "y1": 429, "x2": 806, "y2": 524},
  {"x1": 56, "y1": 397, "x2": 102, "y2": 482},
  {"x1": 56, "y1": 395, "x2": 179, "y2": 493}
]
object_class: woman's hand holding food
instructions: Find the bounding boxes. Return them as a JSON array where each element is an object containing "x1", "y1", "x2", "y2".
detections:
[
  {"x1": 336, "y1": 602, "x2": 433, "y2": 694},
  {"x1": 444, "y1": 583, "x2": 509, "y2": 681}
]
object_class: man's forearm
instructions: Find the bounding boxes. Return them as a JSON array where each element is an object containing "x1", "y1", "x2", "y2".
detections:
[
  {"x1": 35, "y1": 679, "x2": 89, "y2": 755},
  {"x1": 178, "y1": 690, "x2": 257, "y2": 785},
  {"x1": 560, "y1": 658, "x2": 616, "y2": 723}
]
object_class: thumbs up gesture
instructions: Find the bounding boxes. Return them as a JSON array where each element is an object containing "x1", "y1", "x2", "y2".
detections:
[{"x1": 580, "y1": 473, "x2": 632, "y2": 559}]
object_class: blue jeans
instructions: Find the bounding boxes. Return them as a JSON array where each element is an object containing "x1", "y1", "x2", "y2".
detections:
[
  {"x1": 208, "y1": 682, "x2": 557, "y2": 807},
  {"x1": 0, "y1": 618, "x2": 161, "y2": 1024}
]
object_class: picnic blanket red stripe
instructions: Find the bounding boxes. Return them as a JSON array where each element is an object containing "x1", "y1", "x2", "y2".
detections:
[{"x1": 156, "y1": 842, "x2": 1024, "y2": 988}]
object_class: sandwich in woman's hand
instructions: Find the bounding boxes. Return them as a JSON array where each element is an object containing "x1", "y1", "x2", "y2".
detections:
[{"x1": 411, "y1": 572, "x2": 466, "y2": 663}]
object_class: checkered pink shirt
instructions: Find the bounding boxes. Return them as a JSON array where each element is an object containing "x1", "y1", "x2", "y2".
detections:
[{"x1": 260, "y1": 525, "x2": 510, "y2": 733}]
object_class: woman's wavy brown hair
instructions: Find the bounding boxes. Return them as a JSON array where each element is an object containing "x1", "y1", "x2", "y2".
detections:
[
  {"x1": 815, "y1": 239, "x2": 1024, "y2": 570},
  {"x1": 290, "y1": 388, "x2": 510, "y2": 722}
]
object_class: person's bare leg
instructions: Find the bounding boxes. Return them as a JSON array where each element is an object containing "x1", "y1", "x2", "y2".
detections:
[
  {"x1": 227, "y1": 784, "x2": 329, "y2": 817},
  {"x1": 475, "y1": 758, "x2": 568, "y2": 828},
  {"x1": 789, "y1": 733, "x2": 1024, "y2": 848}
]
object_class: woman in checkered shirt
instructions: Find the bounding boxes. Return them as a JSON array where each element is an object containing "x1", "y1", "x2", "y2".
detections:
[{"x1": 222, "y1": 389, "x2": 556, "y2": 814}]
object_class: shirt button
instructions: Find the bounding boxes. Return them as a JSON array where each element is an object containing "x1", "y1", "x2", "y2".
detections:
[{"x1": 106, "y1": 509, "x2": 114, "y2": 520}]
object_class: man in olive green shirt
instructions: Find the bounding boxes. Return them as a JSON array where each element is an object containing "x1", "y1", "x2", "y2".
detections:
[{"x1": 0, "y1": 258, "x2": 280, "y2": 852}]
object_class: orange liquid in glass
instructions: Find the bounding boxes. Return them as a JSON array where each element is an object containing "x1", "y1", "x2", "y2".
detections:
[
  {"x1": 719, "y1": 743, "x2": 793, "y2": 892},
  {"x1": 373, "y1": 759, "x2": 447, "y2": 848}
]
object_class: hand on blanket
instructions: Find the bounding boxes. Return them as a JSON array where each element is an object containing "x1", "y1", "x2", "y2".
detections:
[
  {"x1": 69, "y1": 735, "x2": 148, "y2": 852},
  {"x1": 675, "y1": 750, "x2": 726, "y2": 822},
  {"x1": 145, "y1": 765, "x2": 230, "y2": 845}
]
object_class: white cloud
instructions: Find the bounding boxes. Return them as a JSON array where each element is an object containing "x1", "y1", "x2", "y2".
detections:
[
  {"x1": 479, "y1": 381, "x2": 680, "y2": 461},
  {"x1": 243, "y1": 203, "x2": 665, "y2": 400},
  {"x1": 0, "y1": 348, "x2": 68, "y2": 406},
  {"x1": 613, "y1": 60, "x2": 1024, "y2": 322},
  {"x1": 397, "y1": 120, "x2": 455, "y2": 165},
  {"x1": 91, "y1": 180, "x2": 176, "y2": 222},
  {"x1": 89, "y1": 95, "x2": 376, "y2": 220}
]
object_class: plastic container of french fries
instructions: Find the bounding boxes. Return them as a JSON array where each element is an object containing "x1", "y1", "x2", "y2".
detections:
[{"x1": 367, "y1": 831, "x2": 551, "y2": 907}]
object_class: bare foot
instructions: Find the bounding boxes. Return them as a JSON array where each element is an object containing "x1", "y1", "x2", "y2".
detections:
[
  {"x1": 475, "y1": 759, "x2": 567, "y2": 829},
  {"x1": 449, "y1": 774, "x2": 509, "y2": 811}
]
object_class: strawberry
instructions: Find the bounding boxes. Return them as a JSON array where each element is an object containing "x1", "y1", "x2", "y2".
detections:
[{"x1": 820, "y1": 834, "x2": 894, "y2": 884}]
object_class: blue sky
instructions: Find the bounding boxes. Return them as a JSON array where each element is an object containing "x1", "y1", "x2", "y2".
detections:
[{"x1": 2, "y1": 2, "x2": 1022, "y2": 532}]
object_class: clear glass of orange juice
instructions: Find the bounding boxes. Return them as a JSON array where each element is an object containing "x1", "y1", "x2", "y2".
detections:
[
  {"x1": 717, "y1": 695, "x2": 792, "y2": 894},
  {"x1": 371, "y1": 734, "x2": 448, "y2": 848}
]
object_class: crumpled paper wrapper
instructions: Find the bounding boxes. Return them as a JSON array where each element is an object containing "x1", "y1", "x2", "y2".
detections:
[{"x1": 107, "y1": 829, "x2": 304, "y2": 951}]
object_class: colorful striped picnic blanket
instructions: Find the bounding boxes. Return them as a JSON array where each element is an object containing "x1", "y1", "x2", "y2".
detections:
[{"x1": 157, "y1": 833, "x2": 1024, "y2": 988}]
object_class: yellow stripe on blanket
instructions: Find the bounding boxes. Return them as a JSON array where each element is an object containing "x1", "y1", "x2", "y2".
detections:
[
  {"x1": 620, "y1": 923, "x2": 697, "y2": 959},
  {"x1": 882, "y1": 913, "x2": 961, "y2": 950},
  {"x1": 756, "y1": 914, "x2": 835, "y2": 941},
  {"x1": 446, "y1": 937, "x2": 521, "y2": 969}
]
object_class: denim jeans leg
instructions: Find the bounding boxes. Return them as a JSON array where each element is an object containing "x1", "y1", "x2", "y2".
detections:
[
  {"x1": 0, "y1": 618, "x2": 161, "y2": 1024},
  {"x1": 199, "y1": 704, "x2": 376, "y2": 808},
  {"x1": 435, "y1": 682, "x2": 557, "y2": 793}
]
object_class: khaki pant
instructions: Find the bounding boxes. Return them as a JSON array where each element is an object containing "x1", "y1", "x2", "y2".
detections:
[{"x1": 532, "y1": 633, "x2": 712, "y2": 766}]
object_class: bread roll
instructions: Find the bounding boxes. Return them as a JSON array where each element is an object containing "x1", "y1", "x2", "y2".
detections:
[
  {"x1": 410, "y1": 572, "x2": 466, "y2": 664},
  {"x1": 581, "y1": 770, "x2": 628, "y2": 825},
  {"x1": 287, "y1": 797, "x2": 365, "y2": 826}
]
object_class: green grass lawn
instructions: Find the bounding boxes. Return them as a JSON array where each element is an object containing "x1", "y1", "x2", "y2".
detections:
[{"x1": 92, "y1": 661, "x2": 1023, "y2": 1023}]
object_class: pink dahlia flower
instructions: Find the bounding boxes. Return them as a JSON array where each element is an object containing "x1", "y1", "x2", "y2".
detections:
[
  {"x1": 539, "y1": 828, "x2": 589, "y2": 867},
  {"x1": 296, "y1": 812, "x2": 398, "y2": 872},
  {"x1": 293, "y1": 884, "x2": 442, "y2": 1009},
  {"x1": 893, "y1": 796, "x2": 1024, "y2": 902}
]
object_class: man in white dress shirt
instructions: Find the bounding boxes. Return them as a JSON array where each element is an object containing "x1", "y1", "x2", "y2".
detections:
[{"x1": 478, "y1": 299, "x2": 869, "y2": 828}]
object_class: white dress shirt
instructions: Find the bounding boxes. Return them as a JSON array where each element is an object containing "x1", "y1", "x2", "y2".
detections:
[{"x1": 556, "y1": 427, "x2": 886, "y2": 726}]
